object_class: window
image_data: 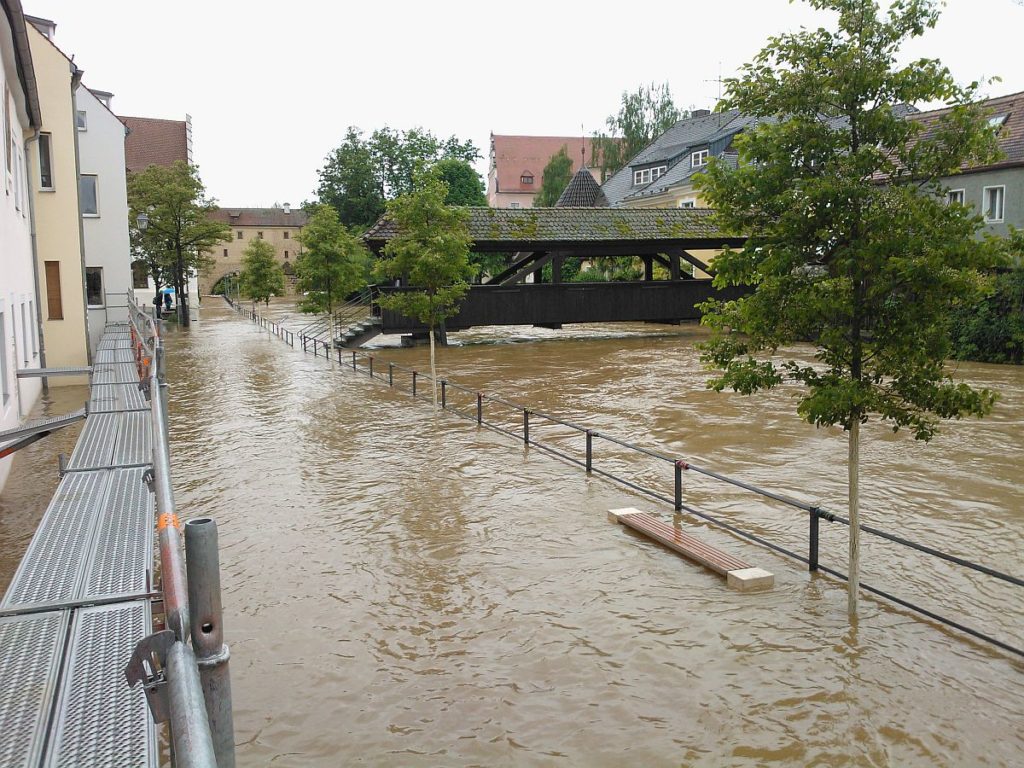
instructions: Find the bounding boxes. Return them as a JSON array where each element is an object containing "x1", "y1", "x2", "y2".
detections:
[
  {"x1": 983, "y1": 186, "x2": 1005, "y2": 222},
  {"x1": 131, "y1": 260, "x2": 149, "y2": 289},
  {"x1": 509, "y1": 202, "x2": 520, "y2": 209},
  {"x1": 988, "y1": 114, "x2": 1009, "y2": 130},
  {"x1": 283, "y1": 231, "x2": 290, "y2": 239},
  {"x1": 44, "y1": 261, "x2": 63, "y2": 319},
  {"x1": 237, "y1": 231, "x2": 243, "y2": 240},
  {"x1": 20, "y1": 303, "x2": 28, "y2": 364},
  {"x1": 284, "y1": 250, "x2": 289, "y2": 259},
  {"x1": 691, "y1": 149, "x2": 709, "y2": 167},
  {"x1": 633, "y1": 166, "x2": 668, "y2": 185},
  {"x1": 29, "y1": 300, "x2": 36, "y2": 356},
  {"x1": 946, "y1": 189, "x2": 965, "y2": 205},
  {"x1": 38, "y1": 133, "x2": 54, "y2": 190},
  {"x1": 520, "y1": 174, "x2": 534, "y2": 185},
  {"x1": 679, "y1": 199, "x2": 696, "y2": 208},
  {"x1": 0, "y1": 309, "x2": 8, "y2": 404},
  {"x1": 86, "y1": 267, "x2": 104, "y2": 307},
  {"x1": 76, "y1": 110, "x2": 87, "y2": 130},
  {"x1": 257, "y1": 231, "x2": 264, "y2": 239},
  {"x1": 79, "y1": 174, "x2": 99, "y2": 216},
  {"x1": 223, "y1": 248, "x2": 228, "y2": 257}
]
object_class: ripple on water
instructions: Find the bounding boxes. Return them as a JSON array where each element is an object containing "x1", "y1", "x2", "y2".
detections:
[{"x1": 146, "y1": 305, "x2": 1024, "y2": 766}]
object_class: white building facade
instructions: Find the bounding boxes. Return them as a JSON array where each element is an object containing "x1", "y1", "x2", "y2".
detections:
[
  {"x1": 1, "y1": 0, "x2": 43, "y2": 490},
  {"x1": 76, "y1": 84, "x2": 131, "y2": 350}
]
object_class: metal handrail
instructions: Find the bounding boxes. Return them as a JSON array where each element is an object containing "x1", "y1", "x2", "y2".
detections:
[{"x1": 127, "y1": 298, "x2": 220, "y2": 767}]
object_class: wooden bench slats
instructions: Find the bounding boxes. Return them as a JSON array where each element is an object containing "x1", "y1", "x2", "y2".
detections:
[{"x1": 621, "y1": 512, "x2": 750, "y2": 574}]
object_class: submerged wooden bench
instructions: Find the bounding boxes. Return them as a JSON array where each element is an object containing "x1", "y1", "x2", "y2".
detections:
[{"x1": 608, "y1": 507, "x2": 774, "y2": 591}]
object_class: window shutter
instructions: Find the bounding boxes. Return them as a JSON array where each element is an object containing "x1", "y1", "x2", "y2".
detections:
[{"x1": 45, "y1": 260, "x2": 63, "y2": 319}]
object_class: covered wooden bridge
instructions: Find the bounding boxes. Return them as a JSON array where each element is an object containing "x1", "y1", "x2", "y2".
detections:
[{"x1": 362, "y1": 207, "x2": 748, "y2": 336}]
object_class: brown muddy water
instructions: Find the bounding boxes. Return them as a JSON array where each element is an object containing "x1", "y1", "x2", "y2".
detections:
[{"x1": 2, "y1": 300, "x2": 1022, "y2": 766}]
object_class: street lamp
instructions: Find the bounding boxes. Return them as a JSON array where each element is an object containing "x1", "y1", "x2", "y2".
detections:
[{"x1": 136, "y1": 211, "x2": 149, "y2": 231}]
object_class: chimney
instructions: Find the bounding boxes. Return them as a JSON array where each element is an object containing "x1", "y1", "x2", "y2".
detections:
[
  {"x1": 283, "y1": 202, "x2": 291, "y2": 214},
  {"x1": 692, "y1": 109, "x2": 711, "y2": 118}
]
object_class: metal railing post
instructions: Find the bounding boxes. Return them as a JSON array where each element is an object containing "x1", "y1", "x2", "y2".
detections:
[
  {"x1": 389, "y1": 363, "x2": 394, "y2": 387},
  {"x1": 412, "y1": 371, "x2": 417, "y2": 396},
  {"x1": 476, "y1": 393, "x2": 482, "y2": 425},
  {"x1": 586, "y1": 430, "x2": 593, "y2": 473},
  {"x1": 369, "y1": 357, "x2": 374, "y2": 379},
  {"x1": 523, "y1": 409, "x2": 530, "y2": 445},
  {"x1": 674, "y1": 460, "x2": 684, "y2": 512},
  {"x1": 441, "y1": 380, "x2": 446, "y2": 409},
  {"x1": 166, "y1": 641, "x2": 218, "y2": 768},
  {"x1": 352, "y1": 351, "x2": 357, "y2": 370},
  {"x1": 185, "y1": 518, "x2": 235, "y2": 768},
  {"x1": 337, "y1": 347, "x2": 342, "y2": 364},
  {"x1": 302, "y1": 335, "x2": 307, "y2": 352},
  {"x1": 809, "y1": 507, "x2": 820, "y2": 572}
]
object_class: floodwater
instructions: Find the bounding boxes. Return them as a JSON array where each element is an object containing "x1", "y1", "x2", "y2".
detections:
[{"x1": 3, "y1": 300, "x2": 1023, "y2": 766}]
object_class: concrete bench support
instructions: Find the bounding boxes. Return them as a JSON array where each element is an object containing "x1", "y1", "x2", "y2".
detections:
[{"x1": 609, "y1": 507, "x2": 774, "y2": 591}]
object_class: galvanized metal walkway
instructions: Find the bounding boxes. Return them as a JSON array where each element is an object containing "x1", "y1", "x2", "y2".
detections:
[{"x1": 0, "y1": 324, "x2": 157, "y2": 767}]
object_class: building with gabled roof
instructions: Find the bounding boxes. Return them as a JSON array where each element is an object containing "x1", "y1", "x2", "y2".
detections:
[
  {"x1": 200, "y1": 205, "x2": 309, "y2": 295},
  {"x1": 121, "y1": 115, "x2": 191, "y2": 173},
  {"x1": 487, "y1": 134, "x2": 605, "y2": 208},
  {"x1": 909, "y1": 91, "x2": 1024, "y2": 237}
]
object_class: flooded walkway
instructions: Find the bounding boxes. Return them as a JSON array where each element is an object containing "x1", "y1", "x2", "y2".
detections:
[{"x1": 4, "y1": 301, "x2": 1023, "y2": 765}]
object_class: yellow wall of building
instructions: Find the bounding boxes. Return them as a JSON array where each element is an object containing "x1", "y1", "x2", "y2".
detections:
[
  {"x1": 26, "y1": 26, "x2": 89, "y2": 383},
  {"x1": 200, "y1": 224, "x2": 304, "y2": 294}
]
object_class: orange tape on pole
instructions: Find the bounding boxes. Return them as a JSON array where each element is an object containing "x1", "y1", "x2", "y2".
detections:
[{"x1": 157, "y1": 512, "x2": 181, "y2": 531}]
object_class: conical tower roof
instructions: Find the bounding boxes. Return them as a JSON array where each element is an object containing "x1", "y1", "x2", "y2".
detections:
[{"x1": 555, "y1": 167, "x2": 609, "y2": 207}]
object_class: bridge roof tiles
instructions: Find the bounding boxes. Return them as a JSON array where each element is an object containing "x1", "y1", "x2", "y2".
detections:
[{"x1": 365, "y1": 207, "x2": 737, "y2": 251}]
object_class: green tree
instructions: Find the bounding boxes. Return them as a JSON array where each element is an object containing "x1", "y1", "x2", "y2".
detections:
[
  {"x1": 315, "y1": 127, "x2": 385, "y2": 230},
  {"x1": 128, "y1": 161, "x2": 230, "y2": 326},
  {"x1": 373, "y1": 171, "x2": 475, "y2": 409},
  {"x1": 949, "y1": 230, "x2": 1024, "y2": 364},
  {"x1": 696, "y1": 0, "x2": 1004, "y2": 617},
  {"x1": 316, "y1": 126, "x2": 480, "y2": 228},
  {"x1": 239, "y1": 238, "x2": 285, "y2": 306},
  {"x1": 534, "y1": 147, "x2": 574, "y2": 207},
  {"x1": 594, "y1": 82, "x2": 684, "y2": 178},
  {"x1": 294, "y1": 204, "x2": 370, "y2": 314},
  {"x1": 434, "y1": 158, "x2": 487, "y2": 206}
]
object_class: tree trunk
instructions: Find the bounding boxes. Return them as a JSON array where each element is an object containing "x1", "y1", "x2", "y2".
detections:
[
  {"x1": 848, "y1": 418, "x2": 860, "y2": 619},
  {"x1": 429, "y1": 325, "x2": 438, "y2": 410}
]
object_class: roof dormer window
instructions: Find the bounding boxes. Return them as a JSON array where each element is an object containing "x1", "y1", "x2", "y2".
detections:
[
  {"x1": 633, "y1": 165, "x2": 667, "y2": 186},
  {"x1": 691, "y1": 149, "x2": 709, "y2": 167},
  {"x1": 988, "y1": 114, "x2": 1009, "y2": 130}
]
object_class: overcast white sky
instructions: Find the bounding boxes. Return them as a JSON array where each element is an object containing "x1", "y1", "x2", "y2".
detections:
[{"x1": 24, "y1": 0, "x2": 1024, "y2": 207}]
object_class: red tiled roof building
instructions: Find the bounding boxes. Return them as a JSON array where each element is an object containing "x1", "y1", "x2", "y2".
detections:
[
  {"x1": 120, "y1": 115, "x2": 192, "y2": 173},
  {"x1": 487, "y1": 134, "x2": 606, "y2": 208}
]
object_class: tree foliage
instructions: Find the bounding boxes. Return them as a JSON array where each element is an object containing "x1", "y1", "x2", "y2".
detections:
[
  {"x1": 434, "y1": 158, "x2": 487, "y2": 206},
  {"x1": 239, "y1": 237, "x2": 285, "y2": 306},
  {"x1": 314, "y1": 127, "x2": 384, "y2": 232},
  {"x1": 593, "y1": 82, "x2": 685, "y2": 178},
  {"x1": 294, "y1": 204, "x2": 370, "y2": 314},
  {"x1": 128, "y1": 161, "x2": 231, "y2": 325},
  {"x1": 695, "y1": 0, "x2": 1004, "y2": 616},
  {"x1": 374, "y1": 171, "x2": 475, "y2": 407},
  {"x1": 534, "y1": 146, "x2": 574, "y2": 207},
  {"x1": 949, "y1": 230, "x2": 1024, "y2": 364},
  {"x1": 316, "y1": 126, "x2": 480, "y2": 229}
]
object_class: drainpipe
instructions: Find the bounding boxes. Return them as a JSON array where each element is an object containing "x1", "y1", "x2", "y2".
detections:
[
  {"x1": 70, "y1": 66, "x2": 93, "y2": 366},
  {"x1": 24, "y1": 129, "x2": 49, "y2": 394}
]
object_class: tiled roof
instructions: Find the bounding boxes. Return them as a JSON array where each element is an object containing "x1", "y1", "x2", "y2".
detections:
[
  {"x1": 555, "y1": 167, "x2": 608, "y2": 207},
  {"x1": 121, "y1": 116, "x2": 188, "y2": 173},
  {"x1": 365, "y1": 207, "x2": 734, "y2": 246},
  {"x1": 490, "y1": 135, "x2": 607, "y2": 194},
  {"x1": 602, "y1": 110, "x2": 750, "y2": 206},
  {"x1": 906, "y1": 91, "x2": 1024, "y2": 171},
  {"x1": 209, "y1": 207, "x2": 309, "y2": 227}
]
